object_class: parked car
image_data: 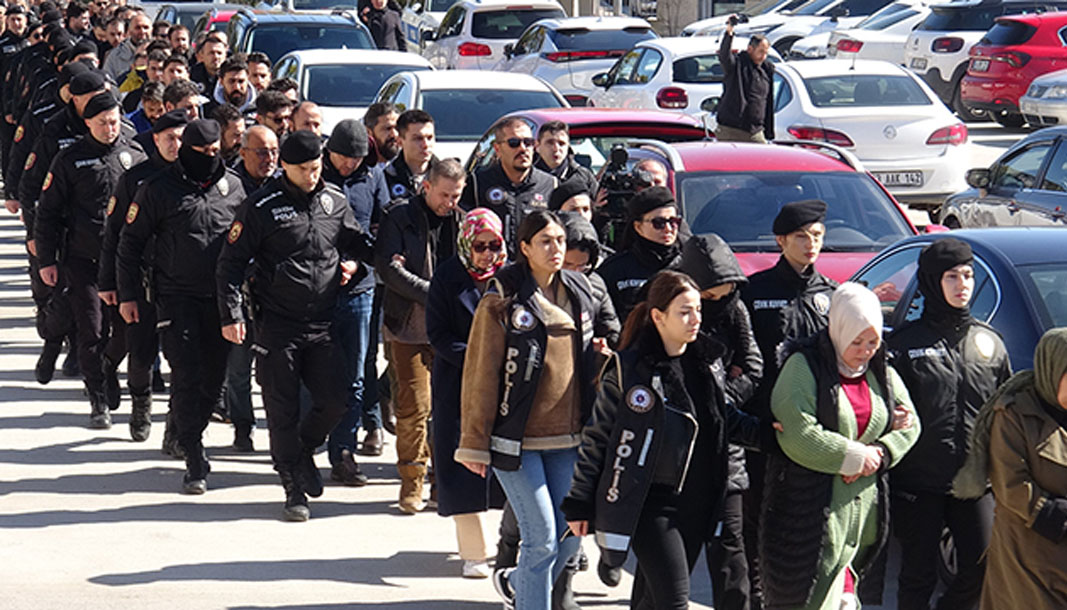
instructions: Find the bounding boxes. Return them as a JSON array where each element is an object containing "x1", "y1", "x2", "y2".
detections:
[
  {"x1": 1020, "y1": 66, "x2": 1067, "y2": 125},
  {"x1": 586, "y1": 36, "x2": 782, "y2": 118},
  {"x1": 493, "y1": 16, "x2": 657, "y2": 107},
  {"x1": 191, "y1": 6, "x2": 240, "y2": 43},
  {"x1": 272, "y1": 49, "x2": 433, "y2": 131},
  {"x1": 373, "y1": 69, "x2": 567, "y2": 160},
  {"x1": 772, "y1": 59, "x2": 968, "y2": 206},
  {"x1": 852, "y1": 228, "x2": 1067, "y2": 368},
  {"x1": 403, "y1": 0, "x2": 460, "y2": 51},
  {"x1": 421, "y1": 0, "x2": 565, "y2": 70},
  {"x1": 789, "y1": 0, "x2": 930, "y2": 61},
  {"x1": 939, "y1": 126, "x2": 1067, "y2": 227},
  {"x1": 226, "y1": 9, "x2": 375, "y2": 62},
  {"x1": 904, "y1": 0, "x2": 1067, "y2": 121},
  {"x1": 155, "y1": 2, "x2": 239, "y2": 32},
  {"x1": 680, "y1": 0, "x2": 818, "y2": 36},
  {"x1": 961, "y1": 12, "x2": 1067, "y2": 127}
]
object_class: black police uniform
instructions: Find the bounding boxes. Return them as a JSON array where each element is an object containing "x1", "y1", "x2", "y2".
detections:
[
  {"x1": 596, "y1": 236, "x2": 684, "y2": 325},
  {"x1": 6, "y1": 94, "x2": 62, "y2": 203},
  {"x1": 216, "y1": 174, "x2": 374, "y2": 483},
  {"x1": 33, "y1": 129, "x2": 147, "y2": 416},
  {"x1": 458, "y1": 162, "x2": 557, "y2": 256},
  {"x1": 0, "y1": 30, "x2": 28, "y2": 166},
  {"x1": 117, "y1": 155, "x2": 246, "y2": 474}
]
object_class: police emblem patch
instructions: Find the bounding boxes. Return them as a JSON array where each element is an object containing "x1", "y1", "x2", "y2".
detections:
[
  {"x1": 126, "y1": 202, "x2": 139, "y2": 224},
  {"x1": 13, "y1": 125, "x2": 23, "y2": 142},
  {"x1": 532, "y1": 193, "x2": 545, "y2": 207},
  {"x1": 320, "y1": 194, "x2": 334, "y2": 214},
  {"x1": 391, "y1": 183, "x2": 407, "y2": 197},
  {"x1": 814, "y1": 292, "x2": 830, "y2": 315},
  {"x1": 106, "y1": 196, "x2": 116, "y2": 216},
  {"x1": 228, "y1": 221, "x2": 243, "y2": 244},
  {"x1": 42, "y1": 172, "x2": 53, "y2": 191},
  {"x1": 974, "y1": 331, "x2": 996, "y2": 361},
  {"x1": 511, "y1": 305, "x2": 535, "y2": 331},
  {"x1": 487, "y1": 187, "x2": 505, "y2": 204},
  {"x1": 119, "y1": 151, "x2": 132, "y2": 169},
  {"x1": 626, "y1": 386, "x2": 654, "y2": 414},
  {"x1": 24, "y1": 152, "x2": 35, "y2": 170}
]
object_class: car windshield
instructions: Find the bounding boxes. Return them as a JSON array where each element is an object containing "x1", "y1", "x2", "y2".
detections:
[
  {"x1": 744, "y1": 0, "x2": 809, "y2": 15},
  {"x1": 471, "y1": 9, "x2": 565, "y2": 39},
  {"x1": 421, "y1": 89, "x2": 562, "y2": 140},
  {"x1": 1021, "y1": 264, "x2": 1067, "y2": 328},
  {"x1": 794, "y1": 0, "x2": 838, "y2": 16},
  {"x1": 173, "y1": 9, "x2": 208, "y2": 30},
  {"x1": 549, "y1": 27, "x2": 657, "y2": 51},
  {"x1": 306, "y1": 64, "x2": 431, "y2": 106},
  {"x1": 804, "y1": 74, "x2": 931, "y2": 106},
  {"x1": 857, "y1": 4, "x2": 920, "y2": 29},
  {"x1": 918, "y1": 5, "x2": 1016, "y2": 31},
  {"x1": 678, "y1": 171, "x2": 912, "y2": 252},
  {"x1": 426, "y1": 0, "x2": 458, "y2": 10},
  {"x1": 247, "y1": 25, "x2": 374, "y2": 62},
  {"x1": 290, "y1": 0, "x2": 357, "y2": 8}
]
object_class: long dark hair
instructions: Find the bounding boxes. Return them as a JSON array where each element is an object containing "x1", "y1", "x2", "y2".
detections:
[
  {"x1": 515, "y1": 210, "x2": 564, "y2": 266},
  {"x1": 619, "y1": 270, "x2": 700, "y2": 350}
]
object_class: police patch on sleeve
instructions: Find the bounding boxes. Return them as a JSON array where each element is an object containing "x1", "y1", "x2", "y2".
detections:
[
  {"x1": 23, "y1": 152, "x2": 35, "y2": 170},
  {"x1": 813, "y1": 292, "x2": 831, "y2": 316},
  {"x1": 217, "y1": 178, "x2": 229, "y2": 196},
  {"x1": 511, "y1": 305, "x2": 535, "y2": 331},
  {"x1": 228, "y1": 221, "x2": 243, "y2": 244},
  {"x1": 626, "y1": 386, "x2": 654, "y2": 414},
  {"x1": 320, "y1": 193, "x2": 334, "y2": 214},
  {"x1": 13, "y1": 125, "x2": 23, "y2": 142},
  {"x1": 391, "y1": 183, "x2": 407, "y2": 197},
  {"x1": 106, "y1": 196, "x2": 116, "y2": 216},
  {"x1": 487, "y1": 187, "x2": 505, "y2": 204},
  {"x1": 973, "y1": 330, "x2": 996, "y2": 361},
  {"x1": 126, "y1": 202, "x2": 139, "y2": 224},
  {"x1": 119, "y1": 151, "x2": 132, "y2": 169},
  {"x1": 532, "y1": 193, "x2": 546, "y2": 208},
  {"x1": 41, "y1": 172, "x2": 53, "y2": 191}
]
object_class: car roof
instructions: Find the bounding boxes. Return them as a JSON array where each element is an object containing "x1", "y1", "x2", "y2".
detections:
[
  {"x1": 930, "y1": 0, "x2": 1067, "y2": 8},
  {"x1": 638, "y1": 36, "x2": 730, "y2": 55},
  {"x1": 457, "y1": 0, "x2": 564, "y2": 10},
  {"x1": 529, "y1": 15, "x2": 651, "y2": 30},
  {"x1": 891, "y1": 227, "x2": 1067, "y2": 267},
  {"x1": 672, "y1": 141, "x2": 856, "y2": 172},
  {"x1": 996, "y1": 10, "x2": 1067, "y2": 23},
  {"x1": 235, "y1": 9, "x2": 360, "y2": 24},
  {"x1": 408, "y1": 70, "x2": 554, "y2": 90},
  {"x1": 280, "y1": 49, "x2": 433, "y2": 67},
  {"x1": 780, "y1": 58, "x2": 910, "y2": 78},
  {"x1": 508, "y1": 107, "x2": 704, "y2": 127}
]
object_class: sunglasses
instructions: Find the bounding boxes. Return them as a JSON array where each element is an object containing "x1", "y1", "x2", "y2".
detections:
[
  {"x1": 471, "y1": 240, "x2": 503, "y2": 254},
  {"x1": 250, "y1": 147, "x2": 279, "y2": 159},
  {"x1": 504, "y1": 137, "x2": 535, "y2": 149},
  {"x1": 644, "y1": 216, "x2": 681, "y2": 231}
]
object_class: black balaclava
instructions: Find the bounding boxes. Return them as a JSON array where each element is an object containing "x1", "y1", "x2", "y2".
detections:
[
  {"x1": 917, "y1": 237, "x2": 974, "y2": 332},
  {"x1": 179, "y1": 119, "x2": 223, "y2": 184}
]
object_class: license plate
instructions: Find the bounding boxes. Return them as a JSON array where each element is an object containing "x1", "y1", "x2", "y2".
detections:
[
  {"x1": 874, "y1": 171, "x2": 924, "y2": 187},
  {"x1": 910, "y1": 57, "x2": 927, "y2": 70},
  {"x1": 971, "y1": 58, "x2": 990, "y2": 72}
]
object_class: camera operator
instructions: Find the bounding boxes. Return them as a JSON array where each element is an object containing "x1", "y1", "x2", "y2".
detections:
[
  {"x1": 716, "y1": 15, "x2": 775, "y2": 144},
  {"x1": 595, "y1": 150, "x2": 668, "y2": 249}
]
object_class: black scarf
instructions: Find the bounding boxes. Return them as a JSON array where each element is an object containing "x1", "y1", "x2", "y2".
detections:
[{"x1": 917, "y1": 257, "x2": 974, "y2": 341}]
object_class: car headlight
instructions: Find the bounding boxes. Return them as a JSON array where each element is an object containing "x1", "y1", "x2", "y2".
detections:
[{"x1": 1044, "y1": 85, "x2": 1067, "y2": 99}]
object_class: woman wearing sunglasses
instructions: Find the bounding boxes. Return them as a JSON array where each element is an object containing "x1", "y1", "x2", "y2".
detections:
[{"x1": 426, "y1": 208, "x2": 508, "y2": 580}]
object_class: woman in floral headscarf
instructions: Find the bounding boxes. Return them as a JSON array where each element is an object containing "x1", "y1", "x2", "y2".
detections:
[{"x1": 425, "y1": 207, "x2": 507, "y2": 579}]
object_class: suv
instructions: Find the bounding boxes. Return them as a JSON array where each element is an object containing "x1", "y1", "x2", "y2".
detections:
[
  {"x1": 226, "y1": 8, "x2": 375, "y2": 62},
  {"x1": 402, "y1": 0, "x2": 461, "y2": 51},
  {"x1": 421, "y1": 0, "x2": 566, "y2": 70},
  {"x1": 961, "y1": 12, "x2": 1067, "y2": 127},
  {"x1": 904, "y1": 0, "x2": 1067, "y2": 121}
]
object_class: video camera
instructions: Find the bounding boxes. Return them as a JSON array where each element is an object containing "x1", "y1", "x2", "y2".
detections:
[{"x1": 596, "y1": 144, "x2": 655, "y2": 248}]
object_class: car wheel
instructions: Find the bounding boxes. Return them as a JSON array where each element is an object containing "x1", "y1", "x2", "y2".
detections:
[
  {"x1": 937, "y1": 527, "x2": 958, "y2": 585},
  {"x1": 994, "y1": 112, "x2": 1025, "y2": 129},
  {"x1": 942, "y1": 215, "x2": 961, "y2": 229},
  {"x1": 773, "y1": 37, "x2": 799, "y2": 57},
  {"x1": 952, "y1": 83, "x2": 989, "y2": 123}
]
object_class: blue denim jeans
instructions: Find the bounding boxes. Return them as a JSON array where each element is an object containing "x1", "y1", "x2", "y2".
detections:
[
  {"x1": 493, "y1": 447, "x2": 581, "y2": 610},
  {"x1": 327, "y1": 288, "x2": 374, "y2": 465}
]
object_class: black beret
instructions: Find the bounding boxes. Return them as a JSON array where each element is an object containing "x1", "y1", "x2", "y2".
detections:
[
  {"x1": 326, "y1": 119, "x2": 368, "y2": 158},
  {"x1": 182, "y1": 119, "x2": 220, "y2": 147},
  {"x1": 69, "y1": 38, "x2": 97, "y2": 58},
  {"x1": 69, "y1": 69, "x2": 106, "y2": 95},
  {"x1": 7, "y1": 5, "x2": 25, "y2": 15},
  {"x1": 40, "y1": 9, "x2": 62, "y2": 24},
  {"x1": 548, "y1": 179, "x2": 590, "y2": 211},
  {"x1": 82, "y1": 91, "x2": 118, "y2": 119},
  {"x1": 152, "y1": 109, "x2": 191, "y2": 134},
  {"x1": 58, "y1": 60, "x2": 91, "y2": 88},
  {"x1": 281, "y1": 129, "x2": 322, "y2": 164},
  {"x1": 626, "y1": 186, "x2": 675, "y2": 221},
  {"x1": 772, "y1": 199, "x2": 828, "y2": 235}
]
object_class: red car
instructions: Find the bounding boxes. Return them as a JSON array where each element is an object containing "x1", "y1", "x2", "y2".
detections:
[{"x1": 961, "y1": 11, "x2": 1067, "y2": 128}]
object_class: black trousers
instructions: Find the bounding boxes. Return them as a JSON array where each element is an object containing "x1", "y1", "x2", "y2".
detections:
[
  {"x1": 741, "y1": 450, "x2": 766, "y2": 609},
  {"x1": 64, "y1": 256, "x2": 108, "y2": 393},
  {"x1": 105, "y1": 295, "x2": 158, "y2": 397},
  {"x1": 708, "y1": 491, "x2": 751, "y2": 610},
  {"x1": 253, "y1": 317, "x2": 348, "y2": 470},
  {"x1": 892, "y1": 489, "x2": 994, "y2": 610},
  {"x1": 630, "y1": 490, "x2": 706, "y2": 610},
  {"x1": 29, "y1": 251, "x2": 74, "y2": 342},
  {"x1": 158, "y1": 295, "x2": 230, "y2": 455}
]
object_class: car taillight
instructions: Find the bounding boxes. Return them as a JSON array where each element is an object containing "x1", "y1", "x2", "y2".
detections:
[
  {"x1": 458, "y1": 42, "x2": 492, "y2": 56},
  {"x1": 992, "y1": 51, "x2": 1030, "y2": 67},
  {"x1": 542, "y1": 50, "x2": 625, "y2": 62},
  {"x1": 788, "y1": 125, "x2": 855, "y2": 148},
  {"x1": 836, "y1": 39, "x2": 863, "y2": 53},
  {"x1": 926, "y1": 123, "x2": 968, "y2": 146},
  {"x1": 656, "y1": 87, "x2": 689, "y2": 109},
  {"x1": 932, "y1": 37, "x2": 964, "y2": 53}
]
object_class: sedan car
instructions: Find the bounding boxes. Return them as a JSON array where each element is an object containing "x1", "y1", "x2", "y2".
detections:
[
  {"x1": 939, "y1": 126, "x2": 1067, "y2": 228},
  {"x1": 156, "y1": 2, "x2": 240, "y2": 32},
  {"x1": 494, "y1": 16, "x2": 657, "y2": 107},
  {"x1": 789, "y1": 0, "x2": 930, "y2": 61},
  {"x1": 773, "y1": 59, "x2": 968, "y2": 206},
  {"x1": 272, "y1": 49, "x2": 432, "y2": 131},
  {"x1": 422, "y1": 0, "x2": 566, "y2": 70},
  {"x1": 851, "y1": 228, "x2": 1067, "y2": 368},
  {"x1": 1020, "y1": 67, "x2": 1067, "y2": 126},
  {"x1": 373, "y1": 69, "x2": 567, "y2": 160}
]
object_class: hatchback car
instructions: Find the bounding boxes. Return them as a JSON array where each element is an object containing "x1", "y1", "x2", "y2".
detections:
[
  {"x1": 403, "y1": 0, "x2": 460, "y2": 51},
  {"x1": 789, "y1": 0, "x2": 931, "y2": 61},
  {"x1": 421, "y1": 0, "x2": 566, "y2": 70},
  {"x1": 373, "y1": 69, "x2": 567, "y2": 160},
  {"x1": 494, "y1": 16, "x2": 657, "y2": 107},
  {"x1": 939, "y1": 125, "x2": 1067, "y2": 227},
  {"x1": 226, "y1": 9, "x2": 375, "y2": 62}
]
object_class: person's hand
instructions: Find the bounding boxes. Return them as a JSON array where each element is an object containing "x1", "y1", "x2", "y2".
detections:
[
  {"x1": 26, "y1": 239, "x2": 36, "y2": 257},
  {"x1": 460, "y1": 461, "x2": 487, "y2": 478},
  {"x1": 594, "y1": 187, "x2": 608, "y2": 209},
  {"x1": 772, "y1": 421, "x2": 784, "y2": 433},
  {"x1": 98, "y1": 290, "x2": 118, "y2": 306},
  {"x1": 892, "y1": 404, "x2": 913, "y2": 431},
  {"x1": 391, "y1": 253, "x2": 406, "y2": 266},
  {"x1": 4, "y1": 199, "x2": 18, "y2": 214},
  {"x1": 728, "y1": 364, "x2": 743, "y2": 379},
  {"x1": 592, "y1": 337, "x2": 612, "y2": 357},
  {"x1": 222, "y1": 322, "x2": 246, "y2": 345},
  {"x1": 725, "y1": 13, "x2": 736, "y2": 35},
  {"x1": 5, "y1": 114, "x2": 13, "y2": 125},
  {"x1": 340, "y1": 260, "x2": 359, "y2": 285},
  {"x1": 119, "y1": 300, "x2": 139, "y2": 323},
  {"x1": 861, "y1": 445, "x2": 883, "y2": 476},
  {"x1": 39, "y1": 264, "x2": 57, "y2": 286},
  {"x1": 568, "y1": 520, "x2": 589, "y2": 537}
]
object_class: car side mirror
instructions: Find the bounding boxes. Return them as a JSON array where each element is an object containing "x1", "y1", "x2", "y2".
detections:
[
  {"x1": 504, "y1": 43, "x2": 514, "y2": 58},
  {"x1": 830, "y1": 6, "x2": 849, "y2": 18},
  {"x1": 411, "y1": 2, "x2": 422, "y2": 11},
  {"x1": 700, "y1": 96, "x2": 720, "y2": 113},
  {"x1": 592, "y1": 72, "x2": 610, "y2": 88},
  {"x1": 966, "y1": 167, "x2": 991, "y2": 189},
  {"x1": 422, "y1": 29, "x2": 437, "y2": 43}
]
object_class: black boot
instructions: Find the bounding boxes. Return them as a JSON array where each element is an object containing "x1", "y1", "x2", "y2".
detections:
[
  {"x1": 88, "y1": 389, "x2": 112, "y2": 429},
  {"x1": 182, "y1": 446, "x2": 210, "y2": 495},
  {"x1": 102, "y1": 355, "x2": 121, "y2": 411},
  {"x1": 129, "y1": 393, "x2": 152, "y2": 442},
  {"x1": 279, "y1": 467, "x2": 310, "y2": 522},
  {"x1": 161, "y1": 409, "x2": 185, "y2": 459},
  {"x1": 61, "y1": 335, "x2": 79, "y2": 377},
  {"x1": 296, "y1": 448, "x2": 324, "y2": 498},
  {"x1": 232, "y1": 424, "x2": 254, "y2": 452},
  {"x1": 597, "y1": 556, "x2": 622, "y2": 588},
  {"x1": 152, "y1": 366, "x2": 166, "y2": 393},
  {"x1": 35, "y1": 340, "x2": 63, "y2": 385},
  {"x1": 552, "y1": 558, "x2": 580, "y2": 610}
]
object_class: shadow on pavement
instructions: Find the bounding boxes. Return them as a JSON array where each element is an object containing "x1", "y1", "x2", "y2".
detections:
[{"x1": 0, "y1": 467, "x2": 284, "y2": 496}]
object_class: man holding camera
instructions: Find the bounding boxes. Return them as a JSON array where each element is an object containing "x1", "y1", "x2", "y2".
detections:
[{"x1": 716, "y1": 15, "x2": 775, "y2": 144}]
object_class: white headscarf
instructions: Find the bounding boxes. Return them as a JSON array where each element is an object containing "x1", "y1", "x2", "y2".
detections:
[{"x1": 828, "y1": 282, "x2": 883, "y2": 378}]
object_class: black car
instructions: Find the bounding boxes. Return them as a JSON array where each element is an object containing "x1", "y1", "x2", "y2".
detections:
[
  {"x1": 939, "y1": 126, "x2": 1067, "y2": 228},
  {"x1": 227, "y1": 8, "x2": 375, "y2": 62},
  {"x1": 851, "y1": 227, "x2": 1067, "y2": 369}
]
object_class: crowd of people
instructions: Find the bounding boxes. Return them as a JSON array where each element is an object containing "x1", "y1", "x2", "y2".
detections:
[{"x1": 2, "y1": 1, "x2": 1067, "y2": 610}]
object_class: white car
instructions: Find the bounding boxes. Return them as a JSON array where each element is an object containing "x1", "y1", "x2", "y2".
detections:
[
  {"x1": 372, "y1": 69, "x2": 568, "y2": 160},
  {"x1": 773, "y1": 59, "x2": 968, "y2": 204},
  {"x1": 493, "y1": 16, "x2": 657, "y2": 106},
  {"x1": 402, "y1": 0, "x2": 460, "y2": 52},
  {"x1": 680, "y1": 0, "x2": 811, "y2": 36},
  {"x1": 587, "y1": 37, "x2": 782, "y2": 118},
  {"x1": 271, "y1": 49, "x2": 433, "y2": 132},
  {"x1": 421, "y1": 0, "x2": 565, "y2": 70},
  {"x1": 789, "y1": 0, "x2": 930, "y2": 60},
  {"x1": 1020, "y1": 68, "x2": 1067, "y2": 127}
]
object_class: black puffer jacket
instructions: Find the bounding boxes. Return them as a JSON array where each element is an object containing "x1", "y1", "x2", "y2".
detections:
[{"x1": 559, "y1": 211, "x2": 621, "y2": 347}]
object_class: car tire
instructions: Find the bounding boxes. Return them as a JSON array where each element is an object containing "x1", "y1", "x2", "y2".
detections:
[
  {"x1": 953, "y1": 83, "x2": 989, "y2": 123},
  {"x1": 994, "y1": 112, "x2": 1025, "y2": 129},
  {"x1": 941, "y1": 215, "x2": 961, "y2": 229},
  {"x1": 773, "y1": 37, "x2": 799, "y2": 57}
]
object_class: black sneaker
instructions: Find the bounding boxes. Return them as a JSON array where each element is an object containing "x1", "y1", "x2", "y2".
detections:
[
  {"x1": 88, "y1": 392, "x2": 112, "y2": 430},
  {"x1": 297, "y1": 451, "x2": 324, "y2": 498},
  {"x1": 598, "y1": 557, "x2": 622, "y2": 587},
  {"x1": 330, "y1": 449, "x2": 368, "y2": 486},
  {"x1": 35, "y1": 340, "x2": 62, "y2": 385},
  {"x1": 283, "y1": 489, "x2": 310, "y2": 522},
  {"x1": 232, "y1": 427, "x2": 254, "y2": 453},
  {"x1": 492, "y1": 567, "x2": 516, "y2": 610}
]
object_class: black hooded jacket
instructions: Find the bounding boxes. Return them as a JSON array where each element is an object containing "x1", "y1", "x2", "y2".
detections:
[{"x1": 559, "y1": 211, "x2": 620, "y2": 347}]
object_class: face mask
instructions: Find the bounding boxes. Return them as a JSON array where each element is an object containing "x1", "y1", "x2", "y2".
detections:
[{"x1": 179, "y1": 145, "x2": 220, "y2": 184}]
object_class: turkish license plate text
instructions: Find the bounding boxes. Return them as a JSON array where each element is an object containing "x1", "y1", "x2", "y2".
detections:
[
  {"x1": 874, "y1": 171, "x2": 924, "y2": 187},
  {"x1": 910, "y1": 57, "x2": 927, "y2": 70}
]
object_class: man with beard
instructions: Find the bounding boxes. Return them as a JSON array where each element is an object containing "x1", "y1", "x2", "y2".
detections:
[
  {"x1": 363, "y1": 101, "x2": 399, "y2": 167},
  {"x1": 202, "y1": 56, "x2": 254, "y2": 118},
  {"x1": 254, "y1": 89, "x2": 293, "y2": 139},
  {"x1": 211, "y1": 103, "x2": 245, "y2": 165},
  {"x1": 103, "y1": 11, "x2": 150, "y2": 80},
  {"x1": 168, "y1": 25, "x2": 190, "y2": 59},
  {"x1": 234, "y1": 124, "x2": 279, "y2": 194},
  {"x1": 189, "y1": 34, "x2": 226, "y2": 94},
  {"x1": 246, "y1": 52, "x2": 271, "y2": 93}
]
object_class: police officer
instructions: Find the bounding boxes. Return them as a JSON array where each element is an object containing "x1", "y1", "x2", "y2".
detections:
[
  {"x1": 0, "y1": 5, "x2": 29, "y2": 171},
  {"x1": 98, "y1": 109, "x2": 188, "y2": 441},
  {"x1": 459, "y1": 116, "x2": 556, "y2": 254},
  {"x1": 117, "y1": 119, "x2": 246, "y2": 494},
  {"x1": 887, "y1": 238, "x2": 1011, "y2": 610},
  {"x1": 217, "y1": 130, "x2": 375, "y2": 521},
  {"x1": 34, "y1": 90, "x2": 147, "y2": 429},
  {"x1": 739, "y1": 198, "x2": 837, "y2": 607}
]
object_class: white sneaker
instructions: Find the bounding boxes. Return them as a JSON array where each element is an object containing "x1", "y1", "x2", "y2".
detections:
[{"x1": 462, "y1": 559, "x2": 491, "y2": 579}]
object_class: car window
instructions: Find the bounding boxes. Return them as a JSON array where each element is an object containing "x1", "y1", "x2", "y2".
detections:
[
  {"x1": 1021, "y1": 263, "x2": 1067, "y2": 328},
  {"x1": 774, "y1": 72, "x2": 793, "y2": 112},
  {"x1": 981, "y1": 20, "x2": 1037, "y2": 45},
  {"x1": 291, "y1": 0, "x2": 357, "y2": 8},
  {"x1": 919, "y1": 4, "x2": 1044, "y2": 31},
  {"x1": 470, "y1": 9, "x2": 564, "y2": 40},
  {"x1": 421, "y1": 89, "x2": 562, "y2": 140},
  {"x1": 1039, "y1": 140, "x2": 1067, "y2": 192},
  {"x1": 548, "y1": 26, "x2": 657, "y2": 52},
  {"x1": 853, "y1": 246, "x2": 921, "y2": 325},
  {"x1": 839, "y1": 0, "x2": 892, "y2": 16},
  {"x1": 610, "y1": 49, "x2": 643, "y2": 85},
  {"x1": 438, "y1": 6, "x2": 465, "y2": 37},
  {"x1": 991, "y1": 142, "x2": 1053, "y2": 190},
  {"x1": 306, "y1": 64, "x2": 430, "y2": 106},
  {"x1": 672, "y1": 54, "x2": 724, "y2": 83},
  {"x1": 377, "y1": 80, "x2": 404, "y2": 107},
  {"x1": 804, "y1": 74, "x2": 931, "y2": 107},
  {"x1": 631, "y1": 49, "x2": 662, "y2": 84},
  {"x1": 247, "y1": 24, "x2": 375, "y2": 62},
  {"x1": 428, "y1": 0, "x2": 458, "y2": 10},
  {"x1": 858, "y1": 8, "x2": 920, "y2": 30},
  {"x1": 903, "y1": 256, "x2": 999, "y2": 323},
  {"x1": 514, "y1": 26, "x2": 544, "y2": 55}
]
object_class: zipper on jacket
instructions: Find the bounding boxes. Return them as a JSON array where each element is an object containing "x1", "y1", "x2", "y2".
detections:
[
  {"x1": 524, "y1": 343, "x2": 539, "y2": 382},
  {"x1": 652, "y1": 373, "x2": 700, "y2": 494}
]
